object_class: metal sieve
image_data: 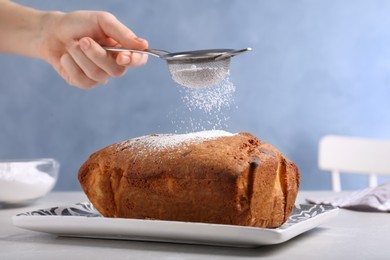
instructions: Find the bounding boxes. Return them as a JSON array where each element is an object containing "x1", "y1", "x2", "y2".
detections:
[{"x1": 103, "y1": 46, "x2": 251, "y2": 88}]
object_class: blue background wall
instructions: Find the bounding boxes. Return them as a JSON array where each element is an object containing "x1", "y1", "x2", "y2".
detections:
[{"x1": 1, "y1": 0, "x2": 390, "y2": 191}]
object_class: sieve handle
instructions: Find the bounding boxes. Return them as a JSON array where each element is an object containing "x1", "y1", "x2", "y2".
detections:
[
  {"x1": 102, "y1": 46, "x2": 169, "y2": 58},
  {"x1": 214, "y1": 48, "x2": 252, "y2": 61}
]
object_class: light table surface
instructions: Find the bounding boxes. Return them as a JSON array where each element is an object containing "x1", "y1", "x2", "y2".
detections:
[{"x1": 1, "y1": 191, "x2": 390, "y2": 260}]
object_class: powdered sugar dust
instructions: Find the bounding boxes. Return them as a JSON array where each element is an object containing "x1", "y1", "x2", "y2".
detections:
[{"x1": 169, "y1": 75, "x2": 236, "y2": 132}]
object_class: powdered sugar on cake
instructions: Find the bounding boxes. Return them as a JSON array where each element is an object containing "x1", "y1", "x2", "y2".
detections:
[{"x1": 120, "y1": 130, "x2": 234, "y2": 151}]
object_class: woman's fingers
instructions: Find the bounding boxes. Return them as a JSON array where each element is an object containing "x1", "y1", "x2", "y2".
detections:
[
  {"x1": 67, "y1": 39, "x2": 111, "y2": 84},
  {"x1": 60, "y1": 37, "x2": 148, "y2": 89},
  {"x1": 116, "y1": 52, "x2": 148, "y2": 67},
  {"x1": 78, "y1": 36, "x2": 147, "y2": 70},
  {"x1": 117, "y1": 37, "x2": 149, "y2": 67},
  {"x1": 94, "y1": 12, "x2": 149, "y2": 67},
  {"x1": 59, "y1": 53, "x2": 98, "y2": 89},
  {"x1": 96, "y1": 12, "x2": 148, "y2": 50},
  {"x1": 78, "y1": 37, "x2": 127, "y2": 77},
  {"x1": 63, "y1": 37, "x2": 132, "y2": 89}
]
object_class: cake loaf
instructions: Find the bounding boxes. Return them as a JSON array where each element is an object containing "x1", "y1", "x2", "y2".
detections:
[{"x1": 78, "y1": 131, "x2": 300, "y2": 228}]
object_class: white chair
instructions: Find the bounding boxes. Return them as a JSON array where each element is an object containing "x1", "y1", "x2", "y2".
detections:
[{"x1": 318, "y1": 135, "x2": 390, "y2": 192}]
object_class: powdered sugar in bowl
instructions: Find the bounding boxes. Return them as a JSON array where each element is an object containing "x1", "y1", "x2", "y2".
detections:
[{"x1": 0, "y1": 158, "x2": 59, "y2": 205}]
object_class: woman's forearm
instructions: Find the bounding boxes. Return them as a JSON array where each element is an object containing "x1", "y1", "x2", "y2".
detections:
[{"x1": 0, "y1": 0, "x2": 58, "y2": 59}]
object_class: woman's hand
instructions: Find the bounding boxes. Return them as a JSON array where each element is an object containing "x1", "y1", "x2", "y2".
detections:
[{"x1": 39, "y1": 11, "x2": 149, "y2": 89}]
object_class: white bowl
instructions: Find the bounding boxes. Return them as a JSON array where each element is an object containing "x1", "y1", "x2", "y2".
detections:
[{"x1": 0, "y1": 158, "x2": 59, "y2": 204}]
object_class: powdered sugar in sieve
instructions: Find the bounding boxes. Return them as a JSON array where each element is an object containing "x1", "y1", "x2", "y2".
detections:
[{"x1": 168, "y1": 59, "x2": 230, "y2": 88}]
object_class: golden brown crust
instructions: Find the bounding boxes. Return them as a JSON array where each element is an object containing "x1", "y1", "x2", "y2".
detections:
[{"x1": 78, "y1": 132, "x2": 300, "y2": 228}]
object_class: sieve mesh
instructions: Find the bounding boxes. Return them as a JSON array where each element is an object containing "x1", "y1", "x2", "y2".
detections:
[{"x1": 168, "y1": 59, "x2": 230, "y2": 88}]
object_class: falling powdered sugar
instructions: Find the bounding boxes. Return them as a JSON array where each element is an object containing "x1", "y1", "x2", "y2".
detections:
[
  {"x1": 181, "y1": 75, "x2": 235, "y2": 114},
  {"x1": 170, "y1": 75, "x2": 236, "y2": 132}
]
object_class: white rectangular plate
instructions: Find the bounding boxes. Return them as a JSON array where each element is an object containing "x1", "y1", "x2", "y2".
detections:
[{"x1": 12, "y1": 202, "x2": 338, "y2": 248}]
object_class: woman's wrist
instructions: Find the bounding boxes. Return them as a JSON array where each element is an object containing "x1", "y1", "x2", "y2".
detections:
[
  {"x1": 0, "y1": 1, "x2": 63, "y2": 59},
  {"x1": 37, "y1": 10, "x2": 65, "y2": 60}
]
